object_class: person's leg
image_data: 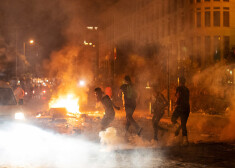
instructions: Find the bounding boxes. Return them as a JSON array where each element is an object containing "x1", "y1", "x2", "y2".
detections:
[
  {"x1": 126, "y1": 106, "x2": 140, "y2": 130},
  {"x1": 101, "y1": 115, "x2": 114, "y2": 131},
  {"x1": 152, "y1": 114, "x2": 158, "y2": 140},
  {"x1": 171, "y1": 106, "x2": 181, "y2": 124},
  {"x1": 125, "y1": 108, "x2": 131, "y2": 131},
  {"x1": 181, "y1": 112, "x2": 189, "y2": 136}
]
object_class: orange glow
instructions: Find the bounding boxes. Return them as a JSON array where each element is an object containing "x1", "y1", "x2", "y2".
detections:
[
  {"x1": 49, "y1": 94, "x2": 80, "y2": 115},
  {"x1": 29, "y1": 40, "x2": 34, "y2": 44}
]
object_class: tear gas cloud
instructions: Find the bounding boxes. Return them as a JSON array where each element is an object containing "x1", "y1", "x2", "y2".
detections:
[
  {"x1": 192, "y1": 63, "x2": 235, "y2": 142},
  {"x1": 0, "y1": 123, "x2": 159, "y2": 168}
]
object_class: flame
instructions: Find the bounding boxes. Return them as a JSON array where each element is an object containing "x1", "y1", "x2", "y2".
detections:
[{"x1": 49, "y1": 94, "x2": 80, "y2": 115}]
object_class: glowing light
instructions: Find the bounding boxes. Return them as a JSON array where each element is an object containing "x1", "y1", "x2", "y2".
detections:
[
  {"x1": 42, "y1": 90, "x2": 46, "y2": 94},
  {"x1": 15, "y1": 112, "x2": 25, "y2": 120},
  {"x1": 25, "y1": 92, "x2": 28, "y2": 95},
  {"x1": 36, "y1": 113, "x2": 41, "y2": 118},
  {"x1": 79, "y1": 80, "x2": 85, "y2": 87},
  {"x1": 230, "y1": 70, "x2": 232, "y2": 75},
  {"x1": 49, "y1": 94, "x2": 80, "y2": 115},
  {"x1": 29, "y1": 40, "x2": 34, "y2": 44},
  {"x1": 84, "y1": 41, "x2": 88, "y2": 45},
  {"x1": 87, "y1": 26, "x2": 93, "y2": 30}
]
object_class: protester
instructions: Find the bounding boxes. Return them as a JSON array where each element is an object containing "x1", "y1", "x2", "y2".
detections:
[
  {"x1": 120, "y1": 75, "x2": 142, "y2": 135},
  {"x1": 95, "y1": 87, "x2": 120, "y2": 131},
  {"x1": 151, "y1": 84, "x2": 168, "y2": 141},
  {"x1": 171, "y1": 76, "x2": 190, "y2": 145},
  {"x1": 14, "y1": 84, "x2": 25, "y2": 105}
]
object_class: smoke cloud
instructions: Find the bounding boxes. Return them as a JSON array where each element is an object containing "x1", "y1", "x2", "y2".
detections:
[{"x1": 0, "y1": 122, "x2": 158, "y2": 168}]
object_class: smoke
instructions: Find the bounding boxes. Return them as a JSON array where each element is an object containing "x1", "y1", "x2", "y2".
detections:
[
  {"x1": 190, "y1": 63, "x2": 235, "y2": 142},
  {"x1": 220, "y1": 99, "x2": 235, "y2": 141},
  {"x1": 0, "y1": 122, "x2": 158, "y2": 168}
]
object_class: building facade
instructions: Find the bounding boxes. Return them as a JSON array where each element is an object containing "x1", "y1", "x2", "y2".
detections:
[{"x1": 98, "y1": 0, "x2": 235, "y2": 84}]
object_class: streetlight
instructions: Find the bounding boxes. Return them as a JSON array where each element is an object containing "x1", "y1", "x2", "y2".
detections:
[
  {"x1": 23, "y1": 39, "x2": 38, "y2": 76},
  {"x1": 24, "y1": 40, "x2": 35, "y2": 59},
  {"x1": 29, "y1": 40, "x2": 34, "y2": 44}
]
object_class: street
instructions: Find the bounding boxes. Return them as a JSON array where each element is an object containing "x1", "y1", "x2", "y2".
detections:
[
  {"x1": 1, "y1": 0, "x2": 235, "y2": 167},
  {"x1": 0, "y1": 99, "x2": 234, "y2": 168}
]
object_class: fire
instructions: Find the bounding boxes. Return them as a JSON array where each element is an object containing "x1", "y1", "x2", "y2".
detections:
[{"x1": 49, "y1": 94, "x2": 80, "y2": 115}]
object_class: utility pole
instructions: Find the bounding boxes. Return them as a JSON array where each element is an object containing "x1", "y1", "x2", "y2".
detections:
[
  {"x1": 167, "y1": 46, "x2": 170, "y2": 117},
  {"x1": 15, "y1": 28, "x2": 18, "y2": 79}
]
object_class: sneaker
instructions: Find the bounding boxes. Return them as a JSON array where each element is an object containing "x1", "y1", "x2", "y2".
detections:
[{"x1": 137, "y1": 127, "x2": 143, "y2": 136}]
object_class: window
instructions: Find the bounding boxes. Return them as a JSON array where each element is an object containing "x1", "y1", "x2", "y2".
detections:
[
  {"x1": 214, "y1": 36, "x2": 221, "y2": 61},
  {"x1": 205, "y1": 36, "x2": 211, "y2": 64},
  {"x1": 189, "y1": 12, "x2": 194, "y2": 28},
  {"x1": 214, "y1": 0, "x2": 220, "y2": 1},
  {"x1": 181, "y1": 0, "x2": 184, "y2": 8},
  {"x1": 205, "y1": 0, "x2": 210, "y2": 1},
  {"x1": 223, "y1": 11, "x2": 229, "y2": 27},
  {"x1": 224, "y1": 36, "x2": 230, "y2": 59},
  {"x1": 181, "y1": 13, "x2": 185, "y2": 30},
  {"x1": 197, "y1": 12, "x2": 201, "y2": 27},
  {"x1": 205, "y1": 11, "x2": 211, "y2": 27},
  {"x1": 168, "y1": 19, "x2": 171, "y2": 36},
  {"x1": 197, "y1": 0, "x2": 201, "y2": 2},
  {"x1": 213, "y1": 11, "x2": 220, "y2": 27},
  {"x1": 223, "y1": 0, "x2": 229, "y2": 2},
  {"x1": 196, "y1": 37, "x2": 202, "y2": 66},
  {"x1": 173, "y1": 15, "x2": 177, "y2": 34},
  {"x1": 173, "y1": 0, "x2": 177, "y2": 10}
]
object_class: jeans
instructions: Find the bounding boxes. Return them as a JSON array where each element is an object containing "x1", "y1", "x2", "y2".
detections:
[
  {"x1": 101, "y1": 114, "x2": 115, "y2": 130},
  {"x1": 152, "y1": 110, "x2": 164, "y2": 140},
  {"x1": 125, "y1": 106, "x2": 140, "y2": 131},
  {"x1": 171, "y1": 105, "x2": 190, "y2": 136}
]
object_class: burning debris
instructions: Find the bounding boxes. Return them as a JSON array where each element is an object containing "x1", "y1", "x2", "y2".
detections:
[{"x1": 49, "y1": 93, "x2": 80, "y2": 116}]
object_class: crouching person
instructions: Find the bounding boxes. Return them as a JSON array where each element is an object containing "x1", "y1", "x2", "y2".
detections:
[
  {"x1": 95, "y1": 87, "x2": 120, "y2": 131},
  {"x1": 151, "y1": 85, "x2": 168, "y2": 141}
]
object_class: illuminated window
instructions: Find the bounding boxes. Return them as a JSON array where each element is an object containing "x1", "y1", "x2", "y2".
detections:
[
  {"x1": 213, "y1": 11, "x2": 220, "y2": 27},
  {"x1": 214, "y1": 36, "x2": 221, "y2": 61},
  {"x1": 197, "y1": 12, "x2": 201, "y2": 27},
  {"x1": 205, "y1": 11, "x2": 211, "y2": 27},
  {"x1": 223, "y1": 11, "x2": 229, "y2": 27}
]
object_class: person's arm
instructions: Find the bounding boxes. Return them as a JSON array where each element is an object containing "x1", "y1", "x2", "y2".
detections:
[
  {"x1": 160, "y1": 93, "x2": 168, "y2": 108},
  {"x1": 112, "y1": 102, "x2": 120, "y2": 110}
]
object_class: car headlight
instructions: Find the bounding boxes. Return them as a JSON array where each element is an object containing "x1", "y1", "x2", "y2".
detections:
[{"x1": 15, "y1": 112, "x2": 25, "y2": 120}]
